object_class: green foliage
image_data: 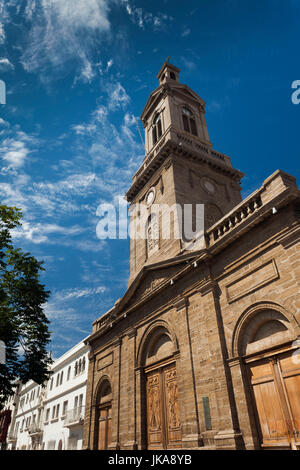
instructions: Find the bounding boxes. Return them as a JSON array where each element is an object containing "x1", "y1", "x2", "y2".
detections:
[{"x1": 0, "y1": 205, "x2": 52, "y2": 409}]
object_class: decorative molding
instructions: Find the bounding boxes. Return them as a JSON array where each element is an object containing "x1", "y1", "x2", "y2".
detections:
[
  {"x1": 97, "y1": 352, "x2": 113, "y2": 371},
  {"x1": 198, "y1": 278, "x2": 215, "y2": 297},
  {"x1": 225, "y1": 259, "x2": 279, "y2": 304},
  {"x1": 126, "y1": 328, "x2": 137, "y2": 339},
  {"x1": 173, "y1": 297, "x2": 188, "y2": 311}
]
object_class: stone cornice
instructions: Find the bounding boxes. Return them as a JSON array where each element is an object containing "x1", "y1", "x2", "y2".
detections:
[{"x1": 126, "y1": 128, "x2": 243, "y2": 202}]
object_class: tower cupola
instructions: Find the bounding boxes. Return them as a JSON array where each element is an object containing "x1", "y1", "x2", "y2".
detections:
[{"x1": 157, "y1": 59, "x2": 180, "y2": 85}]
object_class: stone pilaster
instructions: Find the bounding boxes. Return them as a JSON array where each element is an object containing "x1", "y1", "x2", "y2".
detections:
[{"x1": 173, "y1": 297, "x2": 204, "y2": 448}]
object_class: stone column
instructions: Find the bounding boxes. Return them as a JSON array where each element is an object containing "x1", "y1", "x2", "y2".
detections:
[
  {"x1": 199, "y1": 280, "x2": 244, "y2": 449},
  {"x1": 228, "y1": 357, "x2": 260, "y2": 450},
  {"x1": 108, "y1": 336, "x2": 122, "y2": 450},
  {"x1": 135, "y1": 367, "x2": 146, "y2": 449},
  {"x1": 83, "y1": 351, "x2": 96, "y2": 450},
  {"x1": 124, "y1": 328, "x2": 138, "y2": 450}
]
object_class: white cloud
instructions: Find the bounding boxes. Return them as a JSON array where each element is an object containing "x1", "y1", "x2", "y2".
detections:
[
  {"x1": 108, "y1": 82, "x2": 130, "y2": 110},
  {"x1": 0, "y1": 23, "x2": 5, "y2": 44},
  {"x1": 181, "y1": 28, "x2": 191, "y2": 37},
  {"x1": 0, "y1": 117, "x2": 9, "y2": 126},
  {"x1": 20, "y1": 0, "x2": 112, "y2": 82},
  {"x1": 0, "y1": 131, "x2": 38, "y2": 170},
  {"x1": 11, "y1": 221, "x2": 85, "y2": 244},
  {"x1": 0, "y1": 57, "x2": 14, "y2": 71},
  {"x1": 121, "y1": 0, "x2": 172, "y2": 30},
  {"x1": 54, "y1": 285, "x2": 106, "y2": 302},
  {"x1": 0, "y1": 0, "x2": 7, "y2": 44},
  {"x1": 106, "y1": 58, "x2": 113, "y2": 70},
  {"x1": 75, "y1": 58, "x2": 96, "y2": 84},
  {"x1": 180, "y1": 56, "x2": 196, "y2": 71}
]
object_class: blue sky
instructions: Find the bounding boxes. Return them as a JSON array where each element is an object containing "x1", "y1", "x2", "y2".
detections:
[{"x1": 0, "y1": 0, "x2": 299, "y2": 358}]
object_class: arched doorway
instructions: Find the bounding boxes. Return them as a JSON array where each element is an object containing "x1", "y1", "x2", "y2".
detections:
[
  {"x1": 139, "y1": 324, "x2": 182, "y2": 450},
  {"x1": 236, "y1": 307, "x2": 300, "y2": 450},
  {"x1": 95, "y1": 379, "x2": 112, "y2": 450}
]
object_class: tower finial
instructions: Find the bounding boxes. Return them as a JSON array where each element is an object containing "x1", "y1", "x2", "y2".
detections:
[{"x1": 166, "y1": 56, "x2": 170, "y2": 63}]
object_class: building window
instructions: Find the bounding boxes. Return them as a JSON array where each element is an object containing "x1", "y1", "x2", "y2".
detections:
[
  {"x1": 74, "y1": 362, "x2": 78, "y2": 377},
  {"x1": 62, "y1": 401, "x2": 68, "y2": 417},
  {"x1": 45, "y1": 409, "x2": 50, "y2": 422},
  {"x1": 78, "y1": 394, "x2": 83, "y2": 410},
  {"x1": 82, "y1": 357, "x2": 86, "y2": 372},
  {"x1": 50, "y1": 378, "x2": 53, "y2": 391},
  {"x1": 67, "y1": 366, "x2": 71, "y2": 381},
  {"x1": 60, "y1": 371, "x2": 63, "y2": 385},
  {"x1": 152, "y1": 112, "x2": 162, "y2": 146},
  {"x1": 182, "y1": 106, "x2": 197, "y2": 136}
]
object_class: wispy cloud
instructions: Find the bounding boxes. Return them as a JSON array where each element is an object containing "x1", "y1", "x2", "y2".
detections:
[
  {"x1": 0, "y1": 57, "x2": 14, "y2": 71},
  {"x1": 0, "y1": 130, "x2": 39, "y2": 171},
  {"x1": 19, "y1": 0, "x2": 112, "y2": 83},
  {"x1": 108, "y1": 82, "x2": 131, "y2": 110},
  {"x1": 121, "y1": 0, "x2": 172, "y2": 30},
  {"x1": 11, "y1": 221, "x2": 85, "y2": 244},
  {"x1": 181, "y1": 27, "x2": 191, "y2": 37}
]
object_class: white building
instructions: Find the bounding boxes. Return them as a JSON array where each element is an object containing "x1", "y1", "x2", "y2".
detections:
[{"x1": 6, "y1": 339, "x2": 89, "y2": 450}]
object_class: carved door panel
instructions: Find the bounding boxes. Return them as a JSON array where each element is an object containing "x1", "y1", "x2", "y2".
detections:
[
  {"x1": 146, "y1": 371, "x2": 164, "y2": 449},
  {"x1": 163, "y1": 365, "x2": 182, "y2": 448},
  {"x1": 97, "y1": 405, "x2": 112, "y2": 450},
  {"x1": 146, "y1": 364, "x2": 182, "y2": 450},
  {"x1": 249, "y1": 351, "x2": 300, "y2": 450}
]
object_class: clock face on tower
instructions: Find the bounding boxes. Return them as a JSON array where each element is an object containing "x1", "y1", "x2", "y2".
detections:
[{"x1": 146, "y1": 188, "x2": 155, "y2": 206}]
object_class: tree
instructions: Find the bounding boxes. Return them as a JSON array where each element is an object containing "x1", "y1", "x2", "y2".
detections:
[{"x1": 0, "y1": 204, "x2": 52, "y2": 409}]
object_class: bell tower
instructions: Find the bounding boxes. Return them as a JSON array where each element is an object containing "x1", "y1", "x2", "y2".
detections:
[{"x1": 126, "y1": 59, "x2": 244, "y2": 284}]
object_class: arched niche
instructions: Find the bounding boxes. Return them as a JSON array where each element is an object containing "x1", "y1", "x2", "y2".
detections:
[
  {"x1": 137, "y1": 322, "x2": 178, "y2": 368},
  {"x1": 95, "y1": 378, "x2": 112, "y2": 406},
  {"x1": 93, "y1": 377, "x2": 112, "y2": 450},
  {"x1": 233, "y1": 304, "x2": 298, "y2": 357}
]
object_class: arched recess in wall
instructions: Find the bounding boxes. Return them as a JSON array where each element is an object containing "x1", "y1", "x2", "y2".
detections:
[
  {"x1": 137, "y1": 321, "x2": 182, "y2": 450},
  {"x1": 145, "y1": 213, "x2": 159, "y2": 259},
  {"x1": 137, "y1": 320, "x2": 179, "y2": 368},
  {"x1": 93, "y1": 376, "x2": 112, "y2": 451},
  {"x1": 232, "y1": 301, "x2": 300, "y2": 450},
  {"x1": 204, "y1": 203, "x2": 223, "y2": 230},
  {"x1": 232, "y1": 301, "x2": 299, "y2": 358}
]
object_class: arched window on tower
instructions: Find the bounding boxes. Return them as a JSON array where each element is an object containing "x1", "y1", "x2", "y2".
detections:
[
  {"x1": 182, "y1": 106, "x2": 197, "y2": 136},
  {"x1": 152, "y1": 113, "x2": 162, "y2": 146},
  {"x1": 146, "y1": 214, "x2": 159, "y2": 258}
]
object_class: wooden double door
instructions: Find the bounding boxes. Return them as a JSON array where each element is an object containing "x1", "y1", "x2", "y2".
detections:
[
  {"x1": 249, "y1": 349, "x2": 300, "y2": 449},
  {"x1": 146, "y1": 363, "x2": 182, "y2": 449},
  {"x1": 97, "y1": 404, "x2": 112, "y2": 450}
]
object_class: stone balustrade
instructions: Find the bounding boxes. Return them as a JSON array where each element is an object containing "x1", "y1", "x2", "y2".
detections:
[{"x1": 206, "y1": 194, "x2": 263, "y2": 246}]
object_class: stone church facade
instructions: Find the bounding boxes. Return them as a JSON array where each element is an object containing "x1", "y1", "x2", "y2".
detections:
[{"x1": 83, "y1": 61, "x2": 300, "y2": 450}]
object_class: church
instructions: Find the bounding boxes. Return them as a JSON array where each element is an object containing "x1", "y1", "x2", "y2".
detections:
[{"x1": 83, "y1": 60, "x2": 300, "y2": 450}]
